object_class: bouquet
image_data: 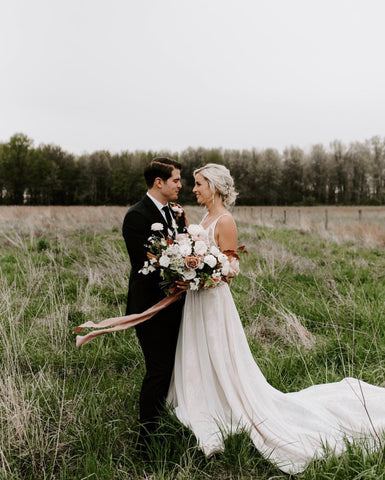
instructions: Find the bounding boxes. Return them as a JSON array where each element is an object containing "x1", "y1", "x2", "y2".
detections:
[
  {"x1": 139, "y1": 222, "x2": 246, "y2": 295},
  {"x1": 74, "y1": 221, "x2": 246, "y2": 347}
]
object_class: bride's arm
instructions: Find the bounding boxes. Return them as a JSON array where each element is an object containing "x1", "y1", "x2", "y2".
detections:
[{"x1": 215, "y1": 215, "x2": 238, "y2": 253}]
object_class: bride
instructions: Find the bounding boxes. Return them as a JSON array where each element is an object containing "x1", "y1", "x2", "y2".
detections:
[{"x1": 167, "y1": 163, "x2": 385, "y2": 475}]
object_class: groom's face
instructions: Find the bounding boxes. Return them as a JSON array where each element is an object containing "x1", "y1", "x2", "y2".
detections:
[{"x1": 159, "y1": 168, "x2": 182, "y2": 202}]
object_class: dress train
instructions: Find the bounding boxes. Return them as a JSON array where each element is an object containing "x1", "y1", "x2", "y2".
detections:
[{"x1": 167, "y1": 216, "x2": 385, "y2": 474}]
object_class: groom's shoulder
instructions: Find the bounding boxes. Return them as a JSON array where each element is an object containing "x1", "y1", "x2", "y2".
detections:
[
  {"x1": 123, "y1": 197, "x2": 151, "y2": 227},
  {"x1": 125, "y1": 196, "x2": 149, "y2": 216}
]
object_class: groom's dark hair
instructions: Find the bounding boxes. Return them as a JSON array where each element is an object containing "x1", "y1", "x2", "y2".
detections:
[{"x1": 144, "y1": 157, "x2": 182, "y2": 188}]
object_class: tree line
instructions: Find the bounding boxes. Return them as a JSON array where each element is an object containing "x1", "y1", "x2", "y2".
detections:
[{"x1": 0, "y1": 133, "x2": 384, "y2": 206}]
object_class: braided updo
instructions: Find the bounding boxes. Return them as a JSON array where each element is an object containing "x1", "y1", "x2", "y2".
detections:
[{"x1": 193, "y1": 163, "x2": 238, "y2": 207}]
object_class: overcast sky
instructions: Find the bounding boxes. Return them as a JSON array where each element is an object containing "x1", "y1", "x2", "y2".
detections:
[{"x1": 1, "y1": 0, "x2": 384, "y2": 155}]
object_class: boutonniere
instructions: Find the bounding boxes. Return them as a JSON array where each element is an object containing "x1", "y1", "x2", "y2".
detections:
[{"x1": 169, "y1": 202, "x2": 184, "y2": 219}]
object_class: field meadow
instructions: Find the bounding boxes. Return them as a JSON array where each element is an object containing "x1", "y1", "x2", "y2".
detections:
[{"x1": 1, "y1": 205, "x2": 385, "y2": 480}]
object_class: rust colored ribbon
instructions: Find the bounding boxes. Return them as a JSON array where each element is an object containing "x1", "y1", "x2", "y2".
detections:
[{"x1": 74, "y1": 293, "x2": 181, "y2": 347}]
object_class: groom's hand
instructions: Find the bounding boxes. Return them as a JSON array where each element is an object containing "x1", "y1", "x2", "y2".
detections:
[
  {"x1": 170, "y1": 202, "x2": 189, "y2": 228},
  {"x1": 174, "y1": 280, "x2": 190, "y2": 292}
]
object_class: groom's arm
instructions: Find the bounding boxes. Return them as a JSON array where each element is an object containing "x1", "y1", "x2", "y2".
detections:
[
  {"x1": 123, "y1": 208, "x2": 165, "y2": 310},
  {"x1": 122, "y1": 210, "x2": 151, "y2": 272}
]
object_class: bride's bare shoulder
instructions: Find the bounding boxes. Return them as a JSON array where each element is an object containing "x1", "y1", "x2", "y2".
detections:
[
  {"x1": 215, "y1": 213, "x2": 238, "y2": 251},
  {"x1": 217, "y1": 213, "x2": 237, "y2": 230}
]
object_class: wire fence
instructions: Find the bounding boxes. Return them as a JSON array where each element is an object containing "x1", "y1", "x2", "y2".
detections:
[{"x1": 1, "y1": 205, "x2": 385, "y2": 247}]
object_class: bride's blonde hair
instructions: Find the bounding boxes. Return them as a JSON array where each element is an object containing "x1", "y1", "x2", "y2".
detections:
[{"x1": 194, "y1": 163, "x2": 238, "y2": 207}]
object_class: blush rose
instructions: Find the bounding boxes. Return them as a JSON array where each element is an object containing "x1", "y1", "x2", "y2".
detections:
[{"x1": 185, "y1": 256, "x2": 201, "y2": 270}]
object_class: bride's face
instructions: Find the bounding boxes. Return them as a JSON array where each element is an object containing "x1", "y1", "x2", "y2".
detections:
[{"x1": 193, "y1": 173, "x2": 212, "y2": 206}]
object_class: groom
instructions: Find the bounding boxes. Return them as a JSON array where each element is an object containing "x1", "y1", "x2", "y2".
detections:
[{"x1": 122, "y1": 157, "x2": 186, "y2": 444}]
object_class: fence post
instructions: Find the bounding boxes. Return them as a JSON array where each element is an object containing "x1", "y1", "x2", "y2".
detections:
[
  {"x1": 298, "y1": 209, "x2": 301, "y2": 227},
  {"x1": 283, "y1": 210, "x2": 287, "y2": 225},
  {"x1": 358, "y1": 209, "x2": 362, "y2": 222},
  {"x1": 325, "y1": 209, "x2": 328, "y2": 230}
]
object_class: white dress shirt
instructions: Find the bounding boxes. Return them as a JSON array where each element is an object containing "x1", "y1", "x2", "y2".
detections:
[
  {"x1": 146, "y1": 192, "x2": 170, "y2": 222},
  {"x1": 146, "y1": 192, "x2": 177, "y2": 234}
]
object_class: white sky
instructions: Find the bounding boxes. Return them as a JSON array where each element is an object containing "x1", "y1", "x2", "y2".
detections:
[{"x1": 1, "y1": 0, "x2": 384, "y2": 155}]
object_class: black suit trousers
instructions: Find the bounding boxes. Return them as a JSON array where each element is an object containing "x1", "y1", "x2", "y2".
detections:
[{"x1": 135, "y1": 298, "x2": 183, "y2": 432}]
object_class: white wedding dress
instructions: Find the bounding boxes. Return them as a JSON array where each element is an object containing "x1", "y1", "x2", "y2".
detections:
[{"x1": 167, "y1": 215, "x2": 385, "y2": 474}]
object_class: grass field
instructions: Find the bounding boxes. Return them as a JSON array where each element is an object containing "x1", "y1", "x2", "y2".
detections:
[{"x1": 1, "y1": 206, "x2": 385, "y2": 479}]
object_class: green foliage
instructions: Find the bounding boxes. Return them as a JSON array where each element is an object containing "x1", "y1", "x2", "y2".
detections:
[
  {"x1": 1, "y1": 133, "x2": 385, "y2": 206},
  {"x1": 0, "y1": 133, "x2": 33, "y2": 204}
]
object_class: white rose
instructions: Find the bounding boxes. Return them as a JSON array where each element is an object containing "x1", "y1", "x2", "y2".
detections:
[
  {"x1": 210, "y1": 245, "x2": 221, "y2": 256},
  {"x1": 204, "y1": 254, "x2": 217, "y2": 268},
  {"x1": 229, "y1": 258, "x2": 240, "y2": 275},
  {"x1": 179, "y1": 243, "x2": 192, "y2": 256},
  {"x1": 194, "y1": 240, "x2": 208, "y2": 256},
  {"x1": 159, "y1": 255, "x2": 171, "y2": 267},
  {"x1": 167, "y1": 244, "x2": 181, "y2": 256},
  {"x1": 171, "y1": 204, "x2": 183, "y2": 215},
  {"x1": 221, "y1": 261, "x2": 230, "y2": 276},
  {"x1": 187, "y1": 224, "x2": 205, "y2": 238},
  {"x1": 178, "y1": 237, "x2": 192, "y2": 246},
  {"x1": 175, "y1": 233, "x2": 189, "y2": 242},
  {"x1": 217, "y1": 253, "x2": 228, "y2": 264},
  {"x1": 182, "y1": 270, "x2": 197, "y2": 281},
  {"x1": 151, "y1": 223, "x2": 164, "y2": 231}
]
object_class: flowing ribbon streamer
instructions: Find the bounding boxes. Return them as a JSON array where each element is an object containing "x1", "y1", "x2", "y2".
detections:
[{"x1": 74, "y1": 293, "x2": 181, "y2": 347}]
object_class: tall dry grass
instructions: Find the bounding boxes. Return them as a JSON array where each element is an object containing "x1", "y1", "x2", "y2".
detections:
[
  {"x1": 232, "y1": 205, "x2": 385, "y2": 247},
  {"x1": 1, "y1": 205, "x2": 384, "y2": 246},
  {"x1": 0, "y1": 205, "x2": 385, "y2": 479}
]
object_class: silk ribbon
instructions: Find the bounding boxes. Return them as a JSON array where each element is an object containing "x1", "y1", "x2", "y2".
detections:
[{"x1": 74, "y1": 293, "x2": 181, "y2": 347}]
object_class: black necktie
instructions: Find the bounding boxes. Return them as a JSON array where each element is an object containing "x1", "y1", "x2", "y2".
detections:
[{"x1": 162, "y1": 205, "x2": 173, "y2": 227}]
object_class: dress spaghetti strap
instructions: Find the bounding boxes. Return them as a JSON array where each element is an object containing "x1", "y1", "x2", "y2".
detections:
[
  {"x1": 203, "y1": 213, "x2": 231, "y2": 247},
  {"x1": 210, "y1": 213, "x2": 230, "y2": 230},
  {"x1": 201, "y1": 212, "x2": 230, "y2": 231}
]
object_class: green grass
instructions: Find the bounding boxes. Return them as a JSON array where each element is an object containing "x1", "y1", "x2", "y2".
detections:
[{"x1": 1, "y1": 217, "x2": 385, "y2": 479}]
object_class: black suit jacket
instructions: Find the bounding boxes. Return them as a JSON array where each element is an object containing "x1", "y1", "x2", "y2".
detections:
[{"x1": 122, "y1": 195, "x2": 187, "y2": 315}]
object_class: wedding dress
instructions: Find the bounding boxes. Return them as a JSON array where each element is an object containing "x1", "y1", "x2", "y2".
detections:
[{"x1": 167, "y1": 214, "x2": 385, "y2": 474}]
